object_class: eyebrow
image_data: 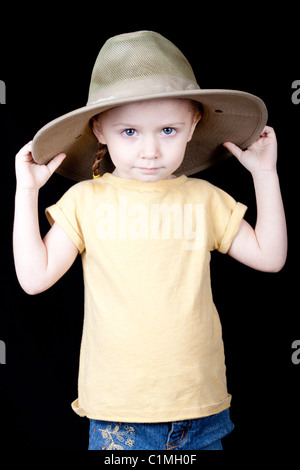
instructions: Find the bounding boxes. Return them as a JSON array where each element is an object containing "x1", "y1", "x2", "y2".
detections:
[
  {"x1": 111, "y1": 122, "x2": 186, "y2": 127},
  {"x1": 112, "y1": 123, "x2": 136, "y2": 127}
]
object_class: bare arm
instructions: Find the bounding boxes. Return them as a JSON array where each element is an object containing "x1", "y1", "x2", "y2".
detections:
[
  {"x1": 224, "y1": 126, "x2": 287, "y2": 272},
  {"x1": 13, "y1": 142, "x2": 78, "y2": 294}
]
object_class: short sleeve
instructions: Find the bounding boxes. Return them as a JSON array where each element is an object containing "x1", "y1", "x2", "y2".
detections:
[
  {"x1": 208, "y1": 185, "x2": 247, "y2": 254},
  {"x1": 45, "y1": 184, "x2": 85, "y2": 254}
]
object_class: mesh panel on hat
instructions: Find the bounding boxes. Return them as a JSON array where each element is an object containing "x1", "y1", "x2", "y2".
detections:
[{"x1": 88, "y1": 31, "x2": 197, "y2": 100}]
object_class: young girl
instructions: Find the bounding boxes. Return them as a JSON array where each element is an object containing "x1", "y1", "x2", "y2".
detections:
[{"x1": 13, "y1": 31, "x2": 287, "y2": 450}]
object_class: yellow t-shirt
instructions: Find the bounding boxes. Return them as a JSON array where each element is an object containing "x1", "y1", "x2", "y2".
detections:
[{"x1": 46, "y1": 173, "x2": 247, "y2": 422}]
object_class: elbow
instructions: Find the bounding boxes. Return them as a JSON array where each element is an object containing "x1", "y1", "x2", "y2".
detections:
[
  {"x1": 268, "y1": 259, "x2": 286, "y2": 273},
  {"x1": 16, "y1": 274, "x2": 48, "y2": 296},
  {"x1": 19, "y1": 281, "x2": 44, "y2": 296},
  {"x1": 260, "y1": 252, "x2": 287, "y2": 273},
  {"x1": 23, "y1": 285, "x2": 44, "y2": 296},
  {"x1": 264, "y1": 264, "x2": 284, "y2": 274}
]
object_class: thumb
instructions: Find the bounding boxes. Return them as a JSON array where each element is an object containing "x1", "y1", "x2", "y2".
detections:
[
  {"x1": 223, "y1": 142, "x2": 243, "y2": 161},
  {"x1": 46, "y1": 153, "x2": 66, "y2": 176}
]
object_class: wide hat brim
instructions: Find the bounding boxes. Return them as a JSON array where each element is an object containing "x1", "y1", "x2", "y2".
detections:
[{"x1": 32, "y1": 88, "x2": 267, "y2": 181}]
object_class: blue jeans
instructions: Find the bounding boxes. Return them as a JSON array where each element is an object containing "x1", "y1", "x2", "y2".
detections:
[{"x1": 88, "y1": 409, "x2": 234, "y2": 450}]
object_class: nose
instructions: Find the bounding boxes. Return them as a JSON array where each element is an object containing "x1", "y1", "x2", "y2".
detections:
[{"x1": 140, "y1": 134, "x2": 160, "y2": 159}]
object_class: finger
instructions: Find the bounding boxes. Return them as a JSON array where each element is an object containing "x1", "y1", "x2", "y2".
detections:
[
  {"x1": 223, "y1": 142, "x2": 243, "y2": 160},
  {"x1": 16, "y1": 142, "x2": 35, "y2": 164},
  {"x1": 22, "y1": 141, "x2": 32, "y2": 149},
  {"x1": 257, "y1": 126, "x2": 276, "y2": 141},
  {"x1": 16, "y1": 141, "x2": 33, "y2": 158},
  {"x1": 46, "y1": 153, "x2": 66, "y2": 175},
  {"x1": 261, "y1": 125, "x2": 274, "y2": 135},
  {"x1": 251, "y1": 126, "x2": 276, "y2": 146}
]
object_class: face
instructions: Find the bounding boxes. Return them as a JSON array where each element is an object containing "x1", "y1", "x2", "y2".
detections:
[{"x1": 93, "y1": 99, "x2": 201, "y2": 182}]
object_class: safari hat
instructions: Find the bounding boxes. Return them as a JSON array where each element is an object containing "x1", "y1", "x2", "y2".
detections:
[{"x1": 32, "y1": 30, "x2": 268, "y2": 181}]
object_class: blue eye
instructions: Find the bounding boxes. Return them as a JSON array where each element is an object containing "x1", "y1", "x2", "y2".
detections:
[
  {"x1": 123, "y1": 129, "x2": 136, "y2": 137},
  {"x1": 162, "y1": 127, "x2": 175, "y2": 135}
]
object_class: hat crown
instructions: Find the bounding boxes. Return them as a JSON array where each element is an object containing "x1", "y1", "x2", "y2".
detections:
[{"x1": 88, "y1": 31, "x2": 198, "y2": 103}]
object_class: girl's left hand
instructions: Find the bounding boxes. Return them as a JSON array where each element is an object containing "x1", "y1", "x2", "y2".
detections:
[{"x1": 223, "y1": 126, "x2": 278, "y2": 175}]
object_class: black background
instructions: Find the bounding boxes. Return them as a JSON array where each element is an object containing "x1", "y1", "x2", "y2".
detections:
[{"x1": 0, "y1": 5, "x2": 298, "y2": 452}]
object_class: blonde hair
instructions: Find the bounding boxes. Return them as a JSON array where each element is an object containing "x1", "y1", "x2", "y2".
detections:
[{"x1": 91, "y1": 142, "x2": 108, "y2": 178}]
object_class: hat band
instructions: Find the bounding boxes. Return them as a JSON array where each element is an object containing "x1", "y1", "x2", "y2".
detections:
[{"x1": 87, "y1": 76, "x2": 200, "y2": 106}]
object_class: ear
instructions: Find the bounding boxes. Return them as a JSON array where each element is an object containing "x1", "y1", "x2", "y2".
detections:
[
  {"x1": 91, "y1": 117, "x2": 107, "y2": 145},
  {"x1": 187, "y1": 110, "x2": 202, "y2": 142}
]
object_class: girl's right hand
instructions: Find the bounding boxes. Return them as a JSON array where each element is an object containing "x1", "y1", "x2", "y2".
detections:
[{"x1": 15, "y1": 142, "x2": 66, "y2": 191}]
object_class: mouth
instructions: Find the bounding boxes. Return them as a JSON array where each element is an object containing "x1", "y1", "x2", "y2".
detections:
[{"x1": 137, "y1": 167, "x2": 162, "y2": 173}]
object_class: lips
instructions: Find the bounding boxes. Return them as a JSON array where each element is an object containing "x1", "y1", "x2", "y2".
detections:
[{"x1": 138, "y1": 167, "x2": 161, "y2": 171}]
